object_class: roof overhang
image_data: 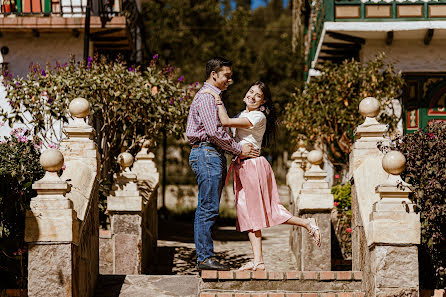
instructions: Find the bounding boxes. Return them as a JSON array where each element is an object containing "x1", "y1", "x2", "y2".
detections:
[{"x1": 309, "y1": 21, "x2": 446, "y2": 81}]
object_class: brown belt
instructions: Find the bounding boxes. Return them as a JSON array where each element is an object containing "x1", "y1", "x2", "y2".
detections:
[{"x1": 192, "y1": 142, "x2": 223, "y2": 153}]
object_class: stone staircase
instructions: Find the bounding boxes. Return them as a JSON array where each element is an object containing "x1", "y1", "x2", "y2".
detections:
[
  {"x1": 199, "y1": 270, "x2": 364, "y2": 297},
  {"x1": 93, "y1": 270, "x2": 363, "y2": 297}
]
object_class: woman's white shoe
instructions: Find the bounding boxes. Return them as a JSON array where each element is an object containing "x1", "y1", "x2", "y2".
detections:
[
  {"x1": 308, "y1": 218, "x2": 321, "y2": 247},
  {"x1": 238, "y1": 261, "x2": 266, "y2": 271}
]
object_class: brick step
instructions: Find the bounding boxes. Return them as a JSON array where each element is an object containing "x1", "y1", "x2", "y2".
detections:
[
  {"x1": 200, "y1": 293, "x2": 364, "y2": 297},
  {"x1": 201, "y1": 271, "x2": 362, "y2": 293}
]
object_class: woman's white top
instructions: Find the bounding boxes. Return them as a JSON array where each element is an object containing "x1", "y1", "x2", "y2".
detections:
[{"x1": 234, "y1": 110, "x2": 266, "y2": 150}]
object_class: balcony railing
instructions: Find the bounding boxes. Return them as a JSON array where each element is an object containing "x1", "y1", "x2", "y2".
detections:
[
  {"x1": 0, "y1": 0, "x2": 122, "y2": 17},
  {"x1": 326, "y1": 0, "x2": 446, "y2": 21}
]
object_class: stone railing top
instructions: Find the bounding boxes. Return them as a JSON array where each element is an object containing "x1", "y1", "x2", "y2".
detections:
[
  {"x1": 40, "y1": 148, "x2": 64, "y2": 172},
  {"x1": 304, "y1": 150, "x2": 327, "y2": 180},
  {"x1": 64, "y1": 98, "x2": 95, "y2": 141},
  {"x1": 136, "y1": 140, "x2": 155, "y2": 160},
  {"x1": 354, "y1": 97, "x2": 389, "y2": 142},
  {"x1": 32, "y1": 148, "x2": 71, "y2": 207},
  {"x1": 69, "y1": 97, "x2": 90, "y2": 127},
  {"x1": 118, "y1": 152, "x2": 134, "y2": 169},
  {"x1": 358, "y1": 97, "x2": 381, "y2": 127},
  {"x1": 378, "y1": 150, "x2": 411, "y2": 188}
]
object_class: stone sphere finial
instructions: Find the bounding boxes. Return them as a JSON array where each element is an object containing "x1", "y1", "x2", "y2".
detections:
[
  {"x1": 142, "y1": 139, "x2": 153, "y2": 148},
  {"x1": 40, "y1": 148, "x2": 64, "y2": 172},
  {"x1": 118, "y1": 152, "x2": 134, "y2": 168},
  {"x1": 69, "y1": 98, "x2": 90, "y2": 118},
  {"x1": 382, "y1": 150, "x2": 406, "y2": 175},
  {"x1": 359, "y1": 97, "x2": 380, "y2": 118},
  {"x1": 307, "y1": 150, "x2": 323, "y2": 165}
]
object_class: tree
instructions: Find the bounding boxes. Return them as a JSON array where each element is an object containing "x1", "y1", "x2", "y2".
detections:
[
  {"x1": 142, "y1": 0, "x2": 302, "y2": 171},
  {"x1": 283, "y1": 54, "x2": 405, "y2": 166}
]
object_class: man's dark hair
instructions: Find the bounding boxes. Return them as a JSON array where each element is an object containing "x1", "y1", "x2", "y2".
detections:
[{"x1": 206, "y1": 57, "x2": 232, "y2": 79}]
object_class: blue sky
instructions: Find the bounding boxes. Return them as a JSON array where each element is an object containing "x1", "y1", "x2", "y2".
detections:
[{"x1": 251, "y1": 0, "x2": 289, "y2": 9}]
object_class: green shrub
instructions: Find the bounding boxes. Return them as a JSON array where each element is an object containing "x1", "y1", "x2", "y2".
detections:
[
  {"x1": 1, "y1": 55, "x2": 197, "y2": 226},
  {"x1": 0, "y1": 127, "x2": 44, "y2": 288},
  {"x1": 395, "y1": 122, "x2": 446, "y2": 289},
  {"x1": 284, "y1": 54, "x2": 404, "y2": 165},
  {"x1": 331, "y1": 183, "x2": 352, "y2": 258}
]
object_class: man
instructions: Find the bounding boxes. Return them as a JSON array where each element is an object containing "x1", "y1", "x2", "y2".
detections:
[{"x1": 186, "y1": 57, "x2": 259, "y2": 270}]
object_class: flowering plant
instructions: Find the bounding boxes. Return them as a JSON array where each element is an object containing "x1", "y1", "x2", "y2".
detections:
[
  {"x1": 0, "y1": 127, "x2": 45, "y2": 289},
  {"x1": 331, "y1": 183, "x2": 352, "y2": 258},
  {"x1": 1, "y1": 55, "x2": 198, "y2": 226}
]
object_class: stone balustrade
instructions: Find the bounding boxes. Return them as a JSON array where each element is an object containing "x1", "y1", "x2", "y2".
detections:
[
  {"x1": 105, "y1": 144, "x2": 159, "y2": 274},
  {"x1": 25, "y1": 98, "x2": 100, "y2": 297},
  {"x1": 349, "y1": 97, "x2": 421, "y2": 296},
  {"x1": 289, "y1": 149, "x2": 334, "y2": 271}
]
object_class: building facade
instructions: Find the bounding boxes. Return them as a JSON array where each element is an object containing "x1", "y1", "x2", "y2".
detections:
[{"x1": 304, "y1": 0, "x2": 446, "y2": 133}]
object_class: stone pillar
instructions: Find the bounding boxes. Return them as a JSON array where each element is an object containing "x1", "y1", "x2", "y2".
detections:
[
  {"x1": 287, "y1": 139, "x2": 308, "y2": 264},
  {"x1": 350, "y1": 97, "x2": 389, "y2": 272},
  {"x1": 25, "y1": 149, "x2": 79, "y2": 297},
  {"x1": 294, "y1": 150, "x2": 334, "y2": 271},
  {"x1": 287, "y1": 139, "x2": 309, "y2": 211},
  {"x1": 59, "y1": 98, "x2": 100, "y2": 297},
  {"x1": 132, "y1": 140, "x2": 160, "y2": 271},
  {"x1": 107, "y1": 152, "x2": 144, "y2": 274},
  {"x1": 367, "y1": 151, "x2": 421, "y2": 297}
]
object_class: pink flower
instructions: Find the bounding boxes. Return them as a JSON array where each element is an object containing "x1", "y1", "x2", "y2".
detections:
[
  {"x1": 0, "y1": 122, "x2": 4, "y2": 127},
  {"x1": 48, "y1": 143, "x2": 57, "y2": 149},
  {"x1": 62, "y1": 163, "x2": 66, "y2": 171},
  {"x1": 334, "y1": 202, "x2": 339, "y2": 207},
  {"x1": 335, "y1": 174, "x2": 340, "y2": 179},
  {"x1": 346, "y1": 228, "x2": 352, "y2": 233}
]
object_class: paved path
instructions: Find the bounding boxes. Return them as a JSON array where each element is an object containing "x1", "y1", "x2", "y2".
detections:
[{"x1": 153, "y1": 219, "x2": 298, "y2": 275}]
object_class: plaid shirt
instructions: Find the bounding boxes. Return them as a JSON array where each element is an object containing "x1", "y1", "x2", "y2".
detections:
[{"x1": 186, "y1": 82, "x2": 242, "y2": 155}]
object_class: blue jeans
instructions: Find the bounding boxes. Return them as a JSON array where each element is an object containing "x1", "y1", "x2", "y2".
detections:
[{"x1": 189, "y1": 143, "x2": 227, "y2": 263}]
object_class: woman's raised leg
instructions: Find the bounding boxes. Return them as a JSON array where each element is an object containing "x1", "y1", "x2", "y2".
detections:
[{"x1": 284, "y1": 216, "x2": 321, "y2": 247}]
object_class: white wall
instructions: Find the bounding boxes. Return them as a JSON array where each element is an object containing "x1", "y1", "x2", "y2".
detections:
[
  {"x1": 1, "y1": 31, "x2": 84, "y2": 78},
  {"x1": 361, "y1": 38, "x2": 446, "y2": 73},
  {"x1": 0, "y1": 32, "x2": 82, "y2": 142}
]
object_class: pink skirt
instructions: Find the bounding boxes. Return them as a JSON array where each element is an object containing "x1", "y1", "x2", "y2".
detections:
[{"x1": 232, "y1": 156, "x2": 292, "y2": 232}]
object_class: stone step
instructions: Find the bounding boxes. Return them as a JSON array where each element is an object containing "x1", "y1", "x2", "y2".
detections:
[
  {"x1": 200, "y1": 271, "x2": 362, "y2": 294},
  {"x1": 94, "y1": 274, "x2": 200, "y2": 297},
  {"x1": 200, "y1": 293, "x2": 364, "y2": 297}
]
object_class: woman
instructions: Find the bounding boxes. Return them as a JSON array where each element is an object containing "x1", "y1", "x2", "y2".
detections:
[{"x1": 201, "y1": 81, "x2": 320, "y2": 271}]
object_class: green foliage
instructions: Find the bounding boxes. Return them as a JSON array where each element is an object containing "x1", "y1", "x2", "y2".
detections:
[
  {"x1": 1, "y1": 56, "x2": 197, "y2": 226},
  {"x1": 284, "y1": 54, "x2": 405, "y2": 164},
  {"x1": 0, "y1": 128, "x2": 44, "y2": 238},
  {"x1": 331, "y1": 183, "x2": 352, "y2": 258},
  {"x1": 0, "y1": 128, "x2": 44, "y2": 288},
  {"x1": 394, "y1": 122, "x2": 446, "y2": 288},
  {"x1": 142, "y1": 1, "x2": 299, "y2": 162}
]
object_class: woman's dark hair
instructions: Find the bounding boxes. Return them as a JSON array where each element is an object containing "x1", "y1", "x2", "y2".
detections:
[
  {"x1": 206, "y1": 57, "x2": 232, "y2": 79},
  {"x1": 249, "y1": 81, "x2": 276, "y2": 148}
]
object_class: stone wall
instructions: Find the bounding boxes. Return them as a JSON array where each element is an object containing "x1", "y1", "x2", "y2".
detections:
[
  {"x1": 25, "y1": 98, "x2": 100, "y2": 297},
  {"x1": 349, "y1": 97, "x2": 421, "y2": 296}
]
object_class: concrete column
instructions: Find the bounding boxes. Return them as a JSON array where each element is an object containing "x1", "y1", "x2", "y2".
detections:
[
  {"x1": 349, "y1": 97, "x2": 389, "y2": 272},
  {"x1": 25, "y1": 149, "x2": 79, "y2": 297},
  {"x1": 366, "y1": 151, "x2": 420, "y2": 297},
  {"x1": 287, "y1": 139, "x2": 309, "y2": 212},
  {"x1": 287, "y1": 139, "x2": 308, "y2": 265},
  {"x1": 132, "y1": 140, "x2": 159, "y2": 271},
  {"x1": 107, "y1": 152, "x2": 144, "y2": 274},
  {"x1": 294, "y1": 150, "x2": 334, "y2": 271}
]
